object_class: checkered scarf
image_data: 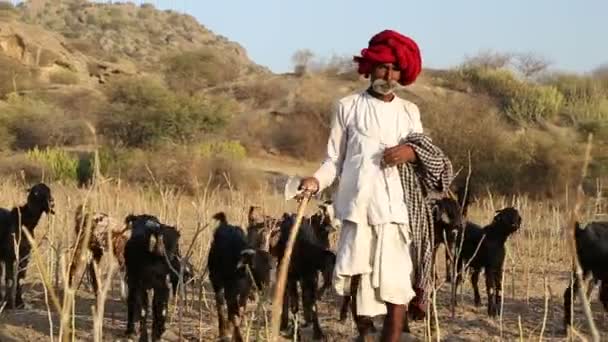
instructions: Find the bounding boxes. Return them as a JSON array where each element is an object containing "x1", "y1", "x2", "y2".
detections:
[{"x1": 397, "y1": 133, "x2": 453, "y2": 306}]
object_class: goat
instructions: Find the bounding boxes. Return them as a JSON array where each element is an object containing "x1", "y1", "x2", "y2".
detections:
[
  {"x1": 0, "y1": 183, "x2": 54, "y2": 309},
  {"x1": 123, "y1": 214, "x2": 183, "y2": 341},
  {"x1": 431, "y1": 197, "x2": 465, "y2": 283},
  {"x1": 563, "y1": 221, "x2": 608, "y2": 329},
  {"x1": 208, "y1": 212, "x2": 273, "y2": 342},
  {"x1": 68, "y1": 205, "x2": 131, "y2": 299},
  {"x1": 453, "y1": 207, "x2": 522, "y2": 317},
  {"x1": 274, "y1": 208, "x2": 338, "y2": 341}
]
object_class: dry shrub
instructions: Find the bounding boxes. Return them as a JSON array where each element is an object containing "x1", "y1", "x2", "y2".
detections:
[
  {"x1": 269, "y1": 115, "x2": 328, "y2": 160},
  {"x1": 162, "y1": 48, "x2": 240, "y2": 94},
  {"x1": 97, "y1": 146, "x2": 264, "y2": 194},
  {"x1": 0, "y1": 153, "x2": 47, "y2": 183},
  {"x1": 49, "y1": 69, "x2": 80, "y2": 85},
  {"x1": 0, "y1": 96, "x2": 90, "y2": 150},
  {"x1": 0, "y1": 55, "x2": 42, "y2": 98},
  {"x1": 39, "y1": 88, "x2": 106, "y2": 119},
  {"x1": 232, "y1": 78, "x2": 289, "y2": 108},
  {"x1": 422, "y1": 95, "x2": 583, "y2": 196}
]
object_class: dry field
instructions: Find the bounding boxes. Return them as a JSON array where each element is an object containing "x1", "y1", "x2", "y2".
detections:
[{"x1": 0, "y1": 178, "x2": 606, "y2": 342}]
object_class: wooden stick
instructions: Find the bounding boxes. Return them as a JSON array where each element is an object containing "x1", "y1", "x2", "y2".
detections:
[{"x1": 270, "y1": 194, "x2": 311, "y2": 341}]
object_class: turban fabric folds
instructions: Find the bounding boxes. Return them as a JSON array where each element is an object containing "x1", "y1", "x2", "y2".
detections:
[{"x1": 354, "y1": 30, "x2": 422, "y2": 86}]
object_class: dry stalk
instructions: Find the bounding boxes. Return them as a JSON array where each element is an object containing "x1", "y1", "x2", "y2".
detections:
[
  {"x1": 539, "y1": 276, "x2": 549, "y2": 341},
  {"x1": 566, "y1": 134, "x2": 600, "y2": 342},
  {"x1": 270, "y1": 194, "x2": 311, "y2": 341}
]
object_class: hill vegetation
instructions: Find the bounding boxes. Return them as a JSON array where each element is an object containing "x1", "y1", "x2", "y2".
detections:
[{"x1": 0, "y1": 0, "x2": 606, "y2": 198}]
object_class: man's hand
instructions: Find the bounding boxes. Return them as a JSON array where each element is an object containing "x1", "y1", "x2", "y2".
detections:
[
  {"x1": 382, "y1": 144, "x2": 416, "y2": 168},
  {"x1": 408, "y1": 287, "x2": 426, "y2": 320},
  {"x1": 298, "y1": 177, "x2": 320, "y2": 195}
]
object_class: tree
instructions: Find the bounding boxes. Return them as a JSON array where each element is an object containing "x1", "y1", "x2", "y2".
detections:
[
  {"x1": 515, "y1": 53, "x2": 551, "y2": 79},
  {"x1": 463, "y1": 50, "x2": 513, "y2": 70},
  {"x1": 291, "y1": 49, "x2": 315, "y2": 76}
]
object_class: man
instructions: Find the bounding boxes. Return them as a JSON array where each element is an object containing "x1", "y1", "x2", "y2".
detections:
[{"x1": 299, "y1": 30, "x2": 452, "y2": 341}]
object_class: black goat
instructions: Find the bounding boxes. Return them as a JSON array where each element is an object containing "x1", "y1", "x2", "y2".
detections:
[
  {"x1": 275, "y1": 210, "x2": 337, "y2": 341},
  {"x1": 208, "y1": 212, "x2": 273, "y2": 342},
  {"x1": 431, "y1": 197, "x2": 465, "y2": 283},
  {"x1": 453, "y1": 207, "x2": 522, "y2": 317},
  {"x1": 0, "y1": 183, "x2": 54, "y2": 309},
  {"x1": 123, "y1": 214, "x2": 182, "y2": 341},
  {"x1": 563, "y1": 221, "x2": 608, "y2": 329}
]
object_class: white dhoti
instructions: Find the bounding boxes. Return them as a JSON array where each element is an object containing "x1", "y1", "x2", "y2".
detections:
[{"x1": 333, "y1": 220, "x2": 416, "y2": 317}]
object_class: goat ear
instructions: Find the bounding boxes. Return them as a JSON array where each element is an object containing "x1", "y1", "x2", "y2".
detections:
[
  {"x1": 440, "y1": 212, "x2": 451, "y2": 224},
  {"x1": 237, "y1": 249, "x2": 255, "y2": 269}
]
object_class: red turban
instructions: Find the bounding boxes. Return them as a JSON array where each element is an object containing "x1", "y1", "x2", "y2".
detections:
[{"x1": 354, "y1": 30, "x2": 422, "y2": 86}]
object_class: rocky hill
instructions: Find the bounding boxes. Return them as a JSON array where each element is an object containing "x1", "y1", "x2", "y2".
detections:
[{"x1": 1, "y1": 0, "x2": 268, "y2": 87}]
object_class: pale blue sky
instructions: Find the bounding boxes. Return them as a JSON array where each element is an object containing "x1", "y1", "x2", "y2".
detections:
[{"x1": 108, "y1": 1, "x2": 607, "y2": 74}]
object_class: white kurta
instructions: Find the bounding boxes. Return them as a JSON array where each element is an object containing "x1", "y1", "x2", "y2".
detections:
[{"x1": 312, "y1": 91, "x2": 423, "y2": 316}]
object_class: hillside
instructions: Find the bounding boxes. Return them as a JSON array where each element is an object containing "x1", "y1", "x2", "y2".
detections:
[{"x1": 0, "y1": 0, "x2": 606, "y2": 199}]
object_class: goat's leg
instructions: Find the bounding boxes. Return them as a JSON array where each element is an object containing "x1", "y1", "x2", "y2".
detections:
[
  {"x1": 280, "y1": 280, "x2": 296, "y2": 334},
  {"x1": 471, "y1": 269, "x2": 481, "y2": 307},
  {"x1": 214, "y1": 289, "x2": 228, "y2": 340},
  {"x1": 600, "y1": 281, "x2": 608, "y2": 312},
  {"x1": 453, "y1": 259, "x2": 465, "y2": 307},
  {"x1": 139, "y1": 289, "x2": 150, "y2": 342},
  {"x1": 87, "y1": 261, "x2": 100, "y2": 297},
  {"x1": 485, "y1": 270, "x2": 498, "y2": 317},
  {"x1": 302, "y1": 274, "x2": 324, "y2": 340},
  {"x1": 4, "y1": 259, "x2": 16, "y2": 309},
  {"x1": 563, "y1": 278, "x2": 576, "y2": 330},
  {"x1": 339, "y1": 295, "x2": 351, "y2": 322},
  {"x1": 125, "y1": 284, "x2": 140, "y2": 337},
  {"x1": 584, "y1": 272, "x2": 596, "y2": 299},
  {"x1": 445, "y1": 247, "x2": 453, "y2": 283},
  {"x1": 14, "y1": 254, "x2": 30, "y2": 309},
  {"x1": 226, "y1": 294, "x2": 243, "y2": 342},
  {"x1": 495, "y1": 268, "x2": 503, "y2": 316},
  {"x1": 151, "y1": 286, "x2": 169, "y2": 341}
]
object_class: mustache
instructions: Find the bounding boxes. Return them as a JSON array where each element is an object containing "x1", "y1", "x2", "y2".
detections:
[{"x1": 371, "y1": 79, "x2": 402, "y2": 94}]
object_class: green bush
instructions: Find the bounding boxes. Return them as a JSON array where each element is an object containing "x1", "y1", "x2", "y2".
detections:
[
  {"x1": 461, "y1": 66, "x2": 520, "y2": 100},
  {"x1": 548, "y1": 74, "x2": 608, "y2": 121},
  {"x1": 199, "y1": 140, "x2": 247, "y2": 160},
  {"x1": 506, "y1": 84, "x2": 564, "y2": 122},
  {"x1": 99, "y1": 77, "x2": 233, "y2": 147},
  {"x1": 459, "y1": 66, "x2": 564, "y2": 123},
  {"x1": 26, "y1": 147, "x2": 78, "y2": 182}
]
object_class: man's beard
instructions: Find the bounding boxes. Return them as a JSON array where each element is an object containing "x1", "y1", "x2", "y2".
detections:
[{"x1": 371, "y1": 79, "x2": 401, "y2": 95}]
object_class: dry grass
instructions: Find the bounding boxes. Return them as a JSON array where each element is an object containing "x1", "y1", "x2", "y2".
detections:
[{"x1": 0, "y1": 178, "x2": 606, "y2": 341}]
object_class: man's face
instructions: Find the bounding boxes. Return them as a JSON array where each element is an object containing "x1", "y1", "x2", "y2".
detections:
[{"x1": 370, "y1": 62, "x2": 401, "y2": 95}]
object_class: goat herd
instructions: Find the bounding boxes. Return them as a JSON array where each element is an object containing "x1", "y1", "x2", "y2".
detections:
[{"x1": 0, "y1": 182, "x2": 606, "y2": 341}]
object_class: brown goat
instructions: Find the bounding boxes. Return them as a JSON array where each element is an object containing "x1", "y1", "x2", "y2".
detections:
[{"x1": 68, "y1": 204, "x2": 130, "y2": 298}]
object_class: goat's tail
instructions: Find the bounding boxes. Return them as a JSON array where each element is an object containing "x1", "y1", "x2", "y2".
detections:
[{"x1": 212, "y1": 212, "x2": 227, "y2": 224}]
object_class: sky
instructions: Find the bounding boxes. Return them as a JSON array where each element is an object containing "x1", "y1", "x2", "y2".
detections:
[{"x1": 95, "y1": 1, "x2": 607, "y2": 74}]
